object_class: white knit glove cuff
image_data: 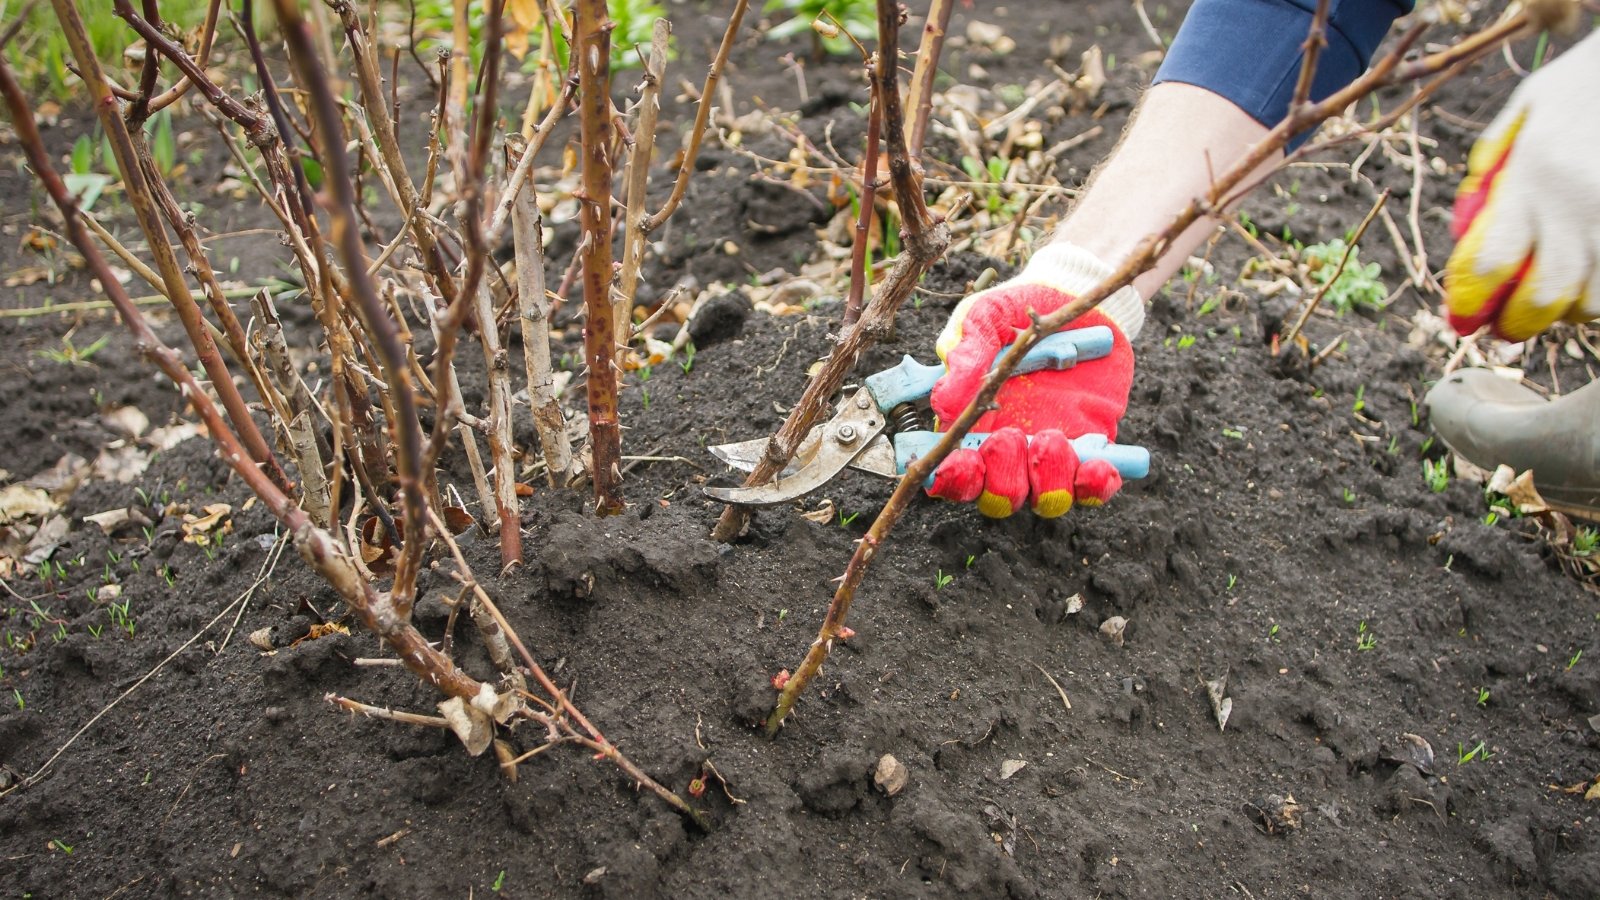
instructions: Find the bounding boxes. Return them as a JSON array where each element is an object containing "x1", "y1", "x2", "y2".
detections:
[{"x1": 1017, "y1": 242, "x2": 1146, "y2": 340}]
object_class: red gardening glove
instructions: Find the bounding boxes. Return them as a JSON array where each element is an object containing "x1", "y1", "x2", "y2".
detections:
[{"x1": 927, "y1": 244, "x2": 1142, "y2": 518}]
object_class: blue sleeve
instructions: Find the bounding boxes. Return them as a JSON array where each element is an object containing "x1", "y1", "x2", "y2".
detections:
[{"x1": 1153, "y1": 0, "x2": 1413, "y2": 149}]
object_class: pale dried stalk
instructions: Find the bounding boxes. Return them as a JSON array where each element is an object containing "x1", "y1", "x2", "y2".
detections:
[
  {"x1": 468, "y1": 275, "x2": 524, "y2": 558},
  {"x1": 614, "y1": 18, "x2": 671, "y2": 338},
  {"x1": 508, "y1": 135, "x2": 574, "y2": 486},
  {"x1": 252, "y1": 290, "x2": 332, "y2": 526}
]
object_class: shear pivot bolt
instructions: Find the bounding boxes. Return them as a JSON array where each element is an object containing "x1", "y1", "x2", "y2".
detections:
[
  {"x1": 856, "y1": 395, "x2": 871, "y2": 409},
  {"x1": 836, "y1": 424, "x2": 858, "y2": 444}
]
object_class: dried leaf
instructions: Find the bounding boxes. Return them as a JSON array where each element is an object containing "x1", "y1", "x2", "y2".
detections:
[
  {"x1": 25, "y1": 454, "x2": 89, "y2": 499},
  {"x1": 92, "y1": 445, "x2": 152, "y2": 483},
  {"x1": 0, "y1": 484, "x2": 58, "y2": 524},
  {"x1": 1099, "y1": 616, "x2": 1128, "y2": 647},
  {"x1": 1204, "y1": 673, "x2": 1232, "y2": 732},
  {"x1": 181, "y1": 503, "x2": 233, "y2": 541},
  {"x1": 800, "y1": 499, "x2": 837, "y2": 525},
  {"x1": 442, "y1": 506, "x2": 476, "y2": 535},
  {"x1": 23, "y1": 516, "x2": 69, "y2": 564},
  {"x1": 146, "y1": 421, "x2": 205, "y2": 451},
  {"x1": 999, "y1": 759, "x2": 1027, "y2": 780},
  {"x1": 1487, "y1": 465, "x2": 1550, "y2": 516},
  {"x1": 101, "y1": 405, "x2": 150, "y2": 438},
  {"x1": 438, "y1": 696, "x2": 494, "y2": 757}
]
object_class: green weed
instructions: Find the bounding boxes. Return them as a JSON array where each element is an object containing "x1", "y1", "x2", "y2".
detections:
[
  {"x1": 1301, "y1": 239, "x2": 1388, "y2": 315},
  {"x1": 1422, "y1": 457, "x2": 1450, "y2": 493}
]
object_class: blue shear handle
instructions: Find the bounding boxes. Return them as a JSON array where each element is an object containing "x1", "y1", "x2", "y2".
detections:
[
  {"x1": 862, "y1": 325, "x2": 1116, "y2": 413},
  {"x1": 894, "y1": 431, "x2": 1150, "y2": 487}
]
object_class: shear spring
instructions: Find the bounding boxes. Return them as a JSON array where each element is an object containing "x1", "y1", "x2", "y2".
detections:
[{"x1": 887, "y1": 402, "x2": 925, "y2": 435}]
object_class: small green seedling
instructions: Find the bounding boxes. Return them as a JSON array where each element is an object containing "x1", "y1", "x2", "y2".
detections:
[
  {"x1": 1575, "y1": 527, "x2": 1598, "y2": 557},
  {"x1": 934, "y1": 570, "x2": 954, "y2": 590},
  {"x1": 1476, "y1": 687, "x2": 1490, "y2": 707},
  {"x1": 1222, "y1": 427, "x2": 1244, "y2": 440},
  {"x1": 1568, "y1": 650, "x2": 1582, "y2": 671},
  {"x1": 1355, "y1": 620, "x2": 1377, "y2": 652},
  {"x1": 1422, "y1": 458, "x2": 1450, "y2": 493},
  {"x1": 678, "y1": 343, "x2": 697, "y2": 374},
  {"x1": 1176, "y1": 334, "x2": 1197, "y2": 350},
  {"x1": 1483, "y1": 511, "x2": 1499, "y2": 527},
  {"x1": 1352, "y1": 385, "x2": 1366, "y2": 415},
  {"x1": 1227, "y1": 574, "x2": 1238, "y2": 592},
  {"x1": 1267, "y1": 623, "x2": 1280, "y2": 641},
  {"x1": 777, "y1": 608, "x2": 789, "y2": 624},
  {"x1": 491, "y1": 870, "x2": 506, "y2": 892},
  {"x1": 48, "y1": 839, "x2": 73, "y2": 855},
  {"x1": 1456, "y1": 740, "x2": 1492, "y2": 765},
  {"x1": 965, "y1": 554, "x2": 976, "y2": 569},
  {"x1": 837, "y1": 510, "x2": 859, "y2": 527},
  {"x1": 39, "y1": 333, "x2": 110, "y2": 366},
  {"x1": 1343, "y1": 487, "x2": 1357, "y2": 505},
  {"x1": 13, "y1": 689, "x2": 23, "y2": 710}
]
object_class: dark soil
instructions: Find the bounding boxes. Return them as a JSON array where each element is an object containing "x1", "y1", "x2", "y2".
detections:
[{"x1": 4, "y1": 2, "x2": 1599, "y2": 898}]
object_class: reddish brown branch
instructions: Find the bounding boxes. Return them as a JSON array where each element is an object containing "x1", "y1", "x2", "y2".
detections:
[
  {"x1": 904, "y1": 0, "x2": 953, "y2": 158},
  {"x1": 53, "y1": 0, "x2": 289, "y2": 495},
  {"x1": 576, "y1": 0, "x2": 625, "y2": 515},
  {"x1": 840, "y1": 80, "x2": 881, "y2": 331}
]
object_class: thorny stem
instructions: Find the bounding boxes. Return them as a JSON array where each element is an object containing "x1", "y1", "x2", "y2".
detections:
[
  {"x1": 840, "y1": 77, "x2": 882, "y2": 331},
  {"x1": 271, "y1": 0, "x2": 433, "y2": 612},
  {"x1": 576, "y1": 0, "x2": 625, "y2": 515},
  {"x1": 904, "y1": 0, "x2": 953, "y2": 158},
  {"x1": 714, "y1": 0, "x2": 946, "y2": 544},
  {"x1": 767, "y1": 8, "x2": 1540, "y2": 733},
  {"x1": 146, "y1": 0, "x2": 223, "y2": 114},
  {"x1": 55, "y1": 0, "x2": 290, "y2": 495},
  {"x1": 639, "y1": 0, "x2": 750, "y2": 234},
  {"x1": 454, "y1": 0, "x2": 523, "y2": 567}
]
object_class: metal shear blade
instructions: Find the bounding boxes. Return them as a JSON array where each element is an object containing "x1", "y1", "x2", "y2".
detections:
[{"x1": 702, "y1": 387, "x2": 890, "y2": 506}]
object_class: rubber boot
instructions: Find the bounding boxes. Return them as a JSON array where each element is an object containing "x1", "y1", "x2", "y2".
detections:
[{"x1": 1424, "y1": 369, "x2": 1600, "y2": 521}]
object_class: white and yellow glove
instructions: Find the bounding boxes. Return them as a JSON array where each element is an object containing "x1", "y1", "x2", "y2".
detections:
[{"x1": 1445, "y1": 30, "x2": 1600, "y2": 340}]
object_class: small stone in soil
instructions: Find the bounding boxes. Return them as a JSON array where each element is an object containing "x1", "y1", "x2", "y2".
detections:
[
  {"x1": 874, "y1": 754, "x2": 908, "y2": 796},
  {"x1": 1100, "y1": 616, "x2": 1128, "y2": 647},
  {"x1": 999, "y1": 759, "x2": 1027, "y2": 780}
]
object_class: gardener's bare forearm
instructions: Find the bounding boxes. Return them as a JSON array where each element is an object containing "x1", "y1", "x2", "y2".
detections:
[{"x1": 1053, "y1": 82, "x2": 1281, "y2": 299}]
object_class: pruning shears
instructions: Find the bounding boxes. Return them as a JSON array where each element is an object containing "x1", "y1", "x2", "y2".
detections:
[{"x1": 704, "y1": 326, "x2": 1150, "y2": 506}]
